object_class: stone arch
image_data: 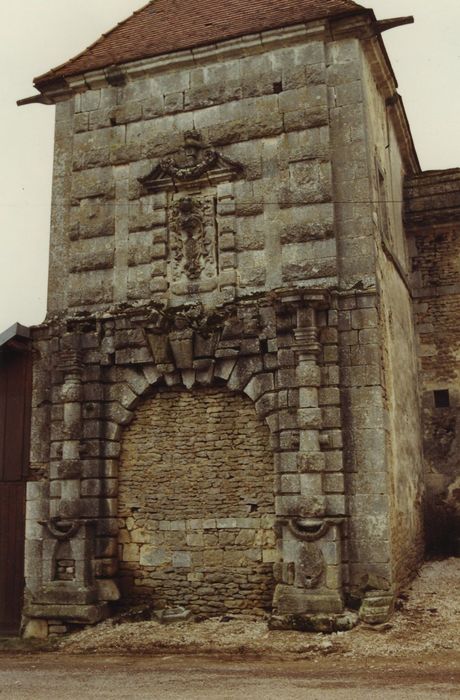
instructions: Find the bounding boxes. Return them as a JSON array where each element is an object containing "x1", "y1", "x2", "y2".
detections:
[
  {"x1": 103, "y1": 335, "x2": 281, "y2": 615},
  {"x1": 117, "y1": 383, "x2": 276, "y2": 615}
]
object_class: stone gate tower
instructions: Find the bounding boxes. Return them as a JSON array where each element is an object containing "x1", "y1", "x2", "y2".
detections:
[{"x1": 21, "y1": 0, "x2": 433, "y2": 635}]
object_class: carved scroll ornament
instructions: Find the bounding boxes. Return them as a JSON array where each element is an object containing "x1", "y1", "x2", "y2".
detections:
[{"x1": 139, "y1": 130, "x2": 244, "y2": 191}]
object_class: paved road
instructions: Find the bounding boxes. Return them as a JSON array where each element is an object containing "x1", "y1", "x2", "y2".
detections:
[{"x1": 0, "y1": 653, "x2": 459, "y2": 699}]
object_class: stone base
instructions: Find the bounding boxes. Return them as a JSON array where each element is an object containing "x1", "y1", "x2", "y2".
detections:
[
  {"x1": 33, "y1": 583, "x2": 98, "y2": 606},
  {"x1": 25, "y1": 602, "x2": 109, "y2": 625},
  {"x1": 269, "y1": 611, "x2": 358, "y2": 633},
  {"x1": 273, "y1": 584, "x2": 344, "y2": 615},
  {"x1": 359, "y1": 591, "x2": 395, "y2": 625},
  {"x1": 23, "y1": 619, "x2": 49, "y2": 640}
]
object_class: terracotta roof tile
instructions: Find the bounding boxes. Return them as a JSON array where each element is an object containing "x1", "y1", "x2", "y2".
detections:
[{"x1": 35, "y1": 0, "x2": 365, "y2": 87}]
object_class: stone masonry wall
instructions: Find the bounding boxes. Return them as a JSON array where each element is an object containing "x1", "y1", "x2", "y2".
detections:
[
  {"x1": 327, "y1": 35, "x2": 423, "y2": 599},
  {"x1": 24, "y1": 18, "x2": 426, "y2": 632},
  {"x1": 406, "y1": 170, "x2": 460, "y2": 551},
  {"x1": 118, "y1": 387, "x2": 275, "y2": 615},
  {"x1": 360, "y1": 53, "x2": 424, "y2": 588},
  {"x1": 47, "y1": 35, "x2": 336, "y2": 315}
]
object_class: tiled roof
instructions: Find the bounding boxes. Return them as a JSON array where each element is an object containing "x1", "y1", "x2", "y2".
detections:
[{"x1": 35, "y1": 0, "x2": 365, "y2": 87}]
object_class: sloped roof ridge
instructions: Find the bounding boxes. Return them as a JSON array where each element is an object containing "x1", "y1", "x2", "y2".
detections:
[{"x1": 34, "y1": 0, "x2": 366, "y2": 87}]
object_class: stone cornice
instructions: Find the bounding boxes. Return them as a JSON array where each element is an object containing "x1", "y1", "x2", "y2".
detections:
[{"x1": 29, "y1": 20, "x2": 330, "y2": 103}]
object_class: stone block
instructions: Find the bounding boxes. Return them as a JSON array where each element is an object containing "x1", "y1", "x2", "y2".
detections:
[
  {"x1": 326, "y1": 495, "x2": 346, "y2": 516},
  {"x1": 276, "y1": 495, "x2": 325, "y2": 518},
  {"x1": 25, "y1": 519, "x2": 44, "y2": 539},
  {"x1": 359, "y1": 592, "x2": 395, "y2": 625},
  {"x1": 275, "y1": 451, "x2": 297, "y2": 473},
  {"x1": 274, "y1": 584, "x2": 343, "y2": 614},
  {"x1": 80, "y1": 479, "x2": 101, "y2": 497},
  {"x1": 280, "y1": 474, "x2": 300, "y2": 494},
  {"x1": 202, "y1": 519, "x2": 217, "y2": 530},
  {"x1": 227, "y1": 357, "x2": 263, "y2": 391},
  {"x1": 262, "y1": 549, "x2": 278, "y2": 563},
  {"x1": 297, "y1": 452, "x2": 325, "y2": 472},
  {"x1": 320, "y1": 541, "x2": 341, "y2": 566},
  {"x1": 351, "y1": 307, "x2": 379, "y2": 330},
  {"x1": 297, "y1": 408, "x2": 322, "y2": 429},
  {"x1": 325, "y1": 451, "x2": 343, "y2": 472},
  {"x1": 26, "y1": 481, "x2": 47, "y2": 502},
  {"x1": 139, "y1": 546, "x2": 170, "y2": 567},
  {"x1": 244, "y1": 372, "x2": 275, "y2": 401},
  {"x1": 169, "y1": 520, "x2": 186, "y2": 531},
  {"x1": 323, "y1": 473, "x2": 345, "y2": 493},
  {"x1": 298, "y1": 388, "x2": 318, "y2": 408},
  {"x1": 278, "y1": 430, "x2": 299, "y2": 451},
  {"x1": 23, "y1": 619, "x2": 49, "y2": 640},
  {"x1": 96, "y1": 579, "x2": 121, "y2": 602},
  {"x1": 299, "y1": 472, "x2": 323, "y2": 495},
  {"x1": 115, "y1": 347, "x2": 152, "y2": 365},
  {"x1": 322, "y1": 407, "x2": 342, "y2": 429},
  {"x1": 81, "y1": 90, "x2": 101, "y2": 112},
  {"x1": 123, "y1": 368, "x2": 150, "y2": 396},
  {"x1": 26, "y1": 603, "x2": 109, "y2": 625},
  {"x1": 26, "y1": 498, "x2": 49, "y2": 521},
  {"x1": 172, "y1": 551, "x2": 192, "y2": 568},
  {"x1": 299, "y1": 429, "x2": 320, "y2": 452},
  {"x1": 297, "y1": 364, "x2": 321, "y2": 387}
]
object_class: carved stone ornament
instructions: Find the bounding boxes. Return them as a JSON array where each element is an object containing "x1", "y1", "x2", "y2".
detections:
[
  {"x1": 297, "y1": 542, "x2": 325, "y2": 589},
  {"x1": 139, "y1": 130, "x2": 244, "y2": 192},
  {"x1": 169, "y1": 196, "x2": 218, "y2": 294},
  {"x1": 287, "y1": 517, "x2": 344, "y2": 542},
  {"x1": 40, "y1": 517, "x2": 82, "y2": 541}
]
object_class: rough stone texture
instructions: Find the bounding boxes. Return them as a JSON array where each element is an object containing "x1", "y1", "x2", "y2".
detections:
[
  {"x1": 23, "y1": 9, "x2": 448, "y2": 632},
  {"x1": 360, "y1": 55, "x2": 424, "y2": 588},
  {"x1": 118, "y1": 387, "x2": 275, "y2": 615},
  {"x1": 406, "y1": 170, "x2": 460, "y2": 553},
  {"x1": 46, "y1": 39, "x2": 336, "y2": 314}
]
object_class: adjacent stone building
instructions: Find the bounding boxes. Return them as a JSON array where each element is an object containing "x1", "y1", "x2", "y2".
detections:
[
  {"x1": 405, "y1": 169, "x2": 460, "y2": 554},
  {"x1": 17, "y1": 0, "x2": 459, "y2": 636}
]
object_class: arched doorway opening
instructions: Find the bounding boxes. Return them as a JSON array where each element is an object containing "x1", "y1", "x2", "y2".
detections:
[{"x1": 118, "y1": 385, "x2": 276, "y2": 616}]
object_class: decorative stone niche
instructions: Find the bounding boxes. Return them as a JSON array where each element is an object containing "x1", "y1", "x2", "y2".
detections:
[{"x1": 137, "y1": 129, "x2": 244, "y2": 305}]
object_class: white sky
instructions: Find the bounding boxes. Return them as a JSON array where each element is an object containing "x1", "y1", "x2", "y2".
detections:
[{"x1": 0, "y1": 1, "x2": 459, "y2": 331}]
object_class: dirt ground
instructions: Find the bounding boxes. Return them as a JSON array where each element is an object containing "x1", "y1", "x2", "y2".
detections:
[
  {"x1": 61, "y1": 558, "x2": 460, "y2": 659},
  {"x1": 1, "y1": 559, "x2": 459, "y2": 699},
  {"x1": 0, "y1": 653, "x2": 459, "y2": 699}
]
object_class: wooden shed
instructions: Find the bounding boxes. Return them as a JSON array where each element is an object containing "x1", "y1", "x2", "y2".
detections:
[{"x1": 0, "y1": 324, "x2": 31, "y2": 635}]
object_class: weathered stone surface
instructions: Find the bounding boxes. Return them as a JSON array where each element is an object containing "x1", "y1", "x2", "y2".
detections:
[
  {"x1": 273, "y1": 584, "x2": 343, "y2": 615},
  {"x1": 96, "y1": 580, "x2": 121, "y2": 602},
  {"x1": 24, "y1": 10, "x2": 445, "y2": 636},
  {"x1": 118, "y1": 386, "x2": 275, "y2": 614},
  {"x1": 23, "y1": 619, "x2": 49, "y2": 640}
]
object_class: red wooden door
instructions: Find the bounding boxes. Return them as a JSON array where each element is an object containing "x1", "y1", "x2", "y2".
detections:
[{"x1": 0, "y1": 347, "x2": 31, "y2": 635}]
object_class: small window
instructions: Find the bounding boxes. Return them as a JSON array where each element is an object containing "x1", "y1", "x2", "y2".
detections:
[
  {"x1": 260, "y1": 338, "x2": 269, "y2": 353},
  {"x1": 273, "y1": 82, "x2": 283, "y2": 94},
  {"x1": 434, "y1": 390, "x2": 450, "y2": 408}
]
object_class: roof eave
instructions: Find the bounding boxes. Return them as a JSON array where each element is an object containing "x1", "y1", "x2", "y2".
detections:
[
  {"x1": 0, "y1": 323, "x2": 31, "y2": 350},
  {"x1": 27, "y1": 7, "x2": 370, "y2": 104}
]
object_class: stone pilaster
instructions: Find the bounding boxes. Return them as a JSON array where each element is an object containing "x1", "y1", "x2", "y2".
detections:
[
  {"x1": 24, "y1": 342, "x2": 109, "y2": 626},
  {"x1": 272, "y1": 295, "x2": 350, "y2": 629}
]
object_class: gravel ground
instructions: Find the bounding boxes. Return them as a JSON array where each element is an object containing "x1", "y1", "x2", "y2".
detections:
[{"x1": 60, "y1": 558, "x2": 460, "y2": 659}]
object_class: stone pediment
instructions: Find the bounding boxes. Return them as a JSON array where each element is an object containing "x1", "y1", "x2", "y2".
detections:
[{"x1": 139, "y1": 130, "x2": 244, "y2": 193}]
